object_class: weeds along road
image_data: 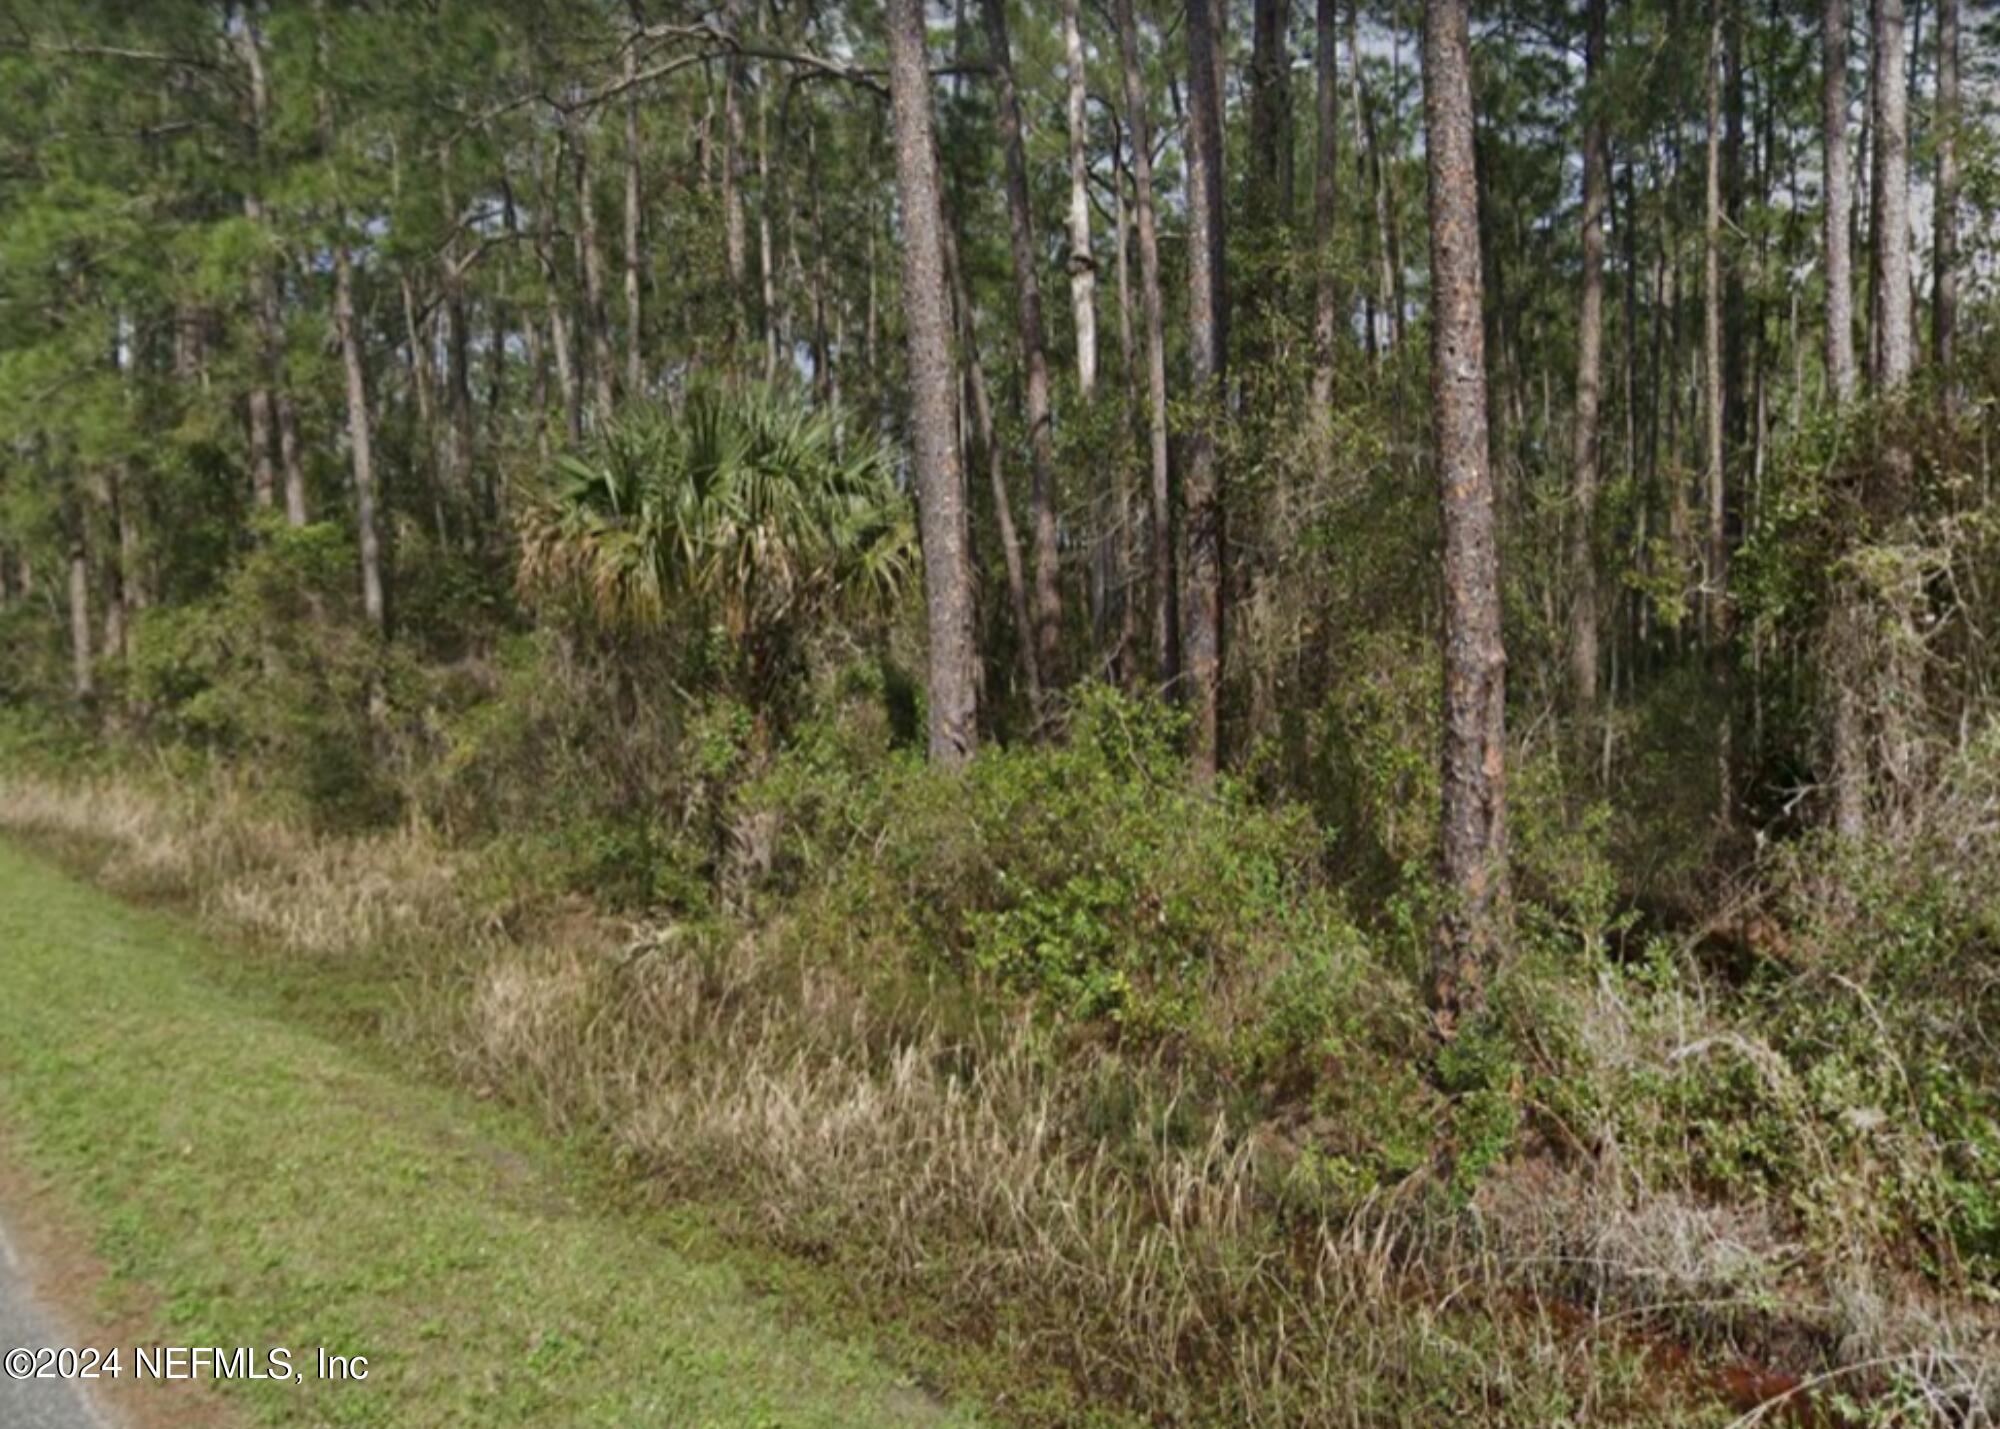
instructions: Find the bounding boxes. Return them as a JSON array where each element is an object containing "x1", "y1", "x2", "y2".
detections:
[{"x1": 0, "y1": 838, "x2": 975, "y2": 1429}]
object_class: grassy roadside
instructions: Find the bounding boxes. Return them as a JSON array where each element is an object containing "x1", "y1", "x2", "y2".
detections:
[{"x1": 0, "y1": 836, "x2": 978, "y2": 1429}]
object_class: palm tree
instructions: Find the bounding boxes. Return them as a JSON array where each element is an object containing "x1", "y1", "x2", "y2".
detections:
[{"x1": 518, "y1": 385, "x2": 916, "y2": 716}]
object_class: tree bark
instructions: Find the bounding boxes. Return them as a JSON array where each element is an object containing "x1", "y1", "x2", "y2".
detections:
[
  {"x1": 1311, "y1": 0, "x2": 1340, "y2": 413},
  {"x1": 1704, "y1": 4, "x2": 1729, "y2": 636},
  {"x1": 1568, "y1": 0, "x2": 1607, "y2": 732},
  {"x1": 1115, "y1": 0, "x2": 1178, "y2": 686},
  {"x1": 981, "y1": 0, "x2": 1065, "y2": 705},
  {"x1": 1112, "y1": 150, "x2": 1140, "y2": 681},
  {"x1": 1250, "y1": 0, "x2": 1290, "y2": 233},
  {"x1": 277, "y1": 385, "x2": 307, "y2": 526},
  {"x1": 237, "y1": 8, "x2": 280, "y2": 513},
  {"x1": 888, "y1": 0, "x2": 979, "y2": 765},
  {"x1": 723, "y1": 0, "x2": 751, "y2": 343},
  {"x1": 1348, "y1": 2, "x2": 1399, "y2": 352},
  {"x1": 1062, "y1": 0, "x2": 1098, "y2": 401},
  {"x1": 66, "y1": 491, "x2": 93, "y2": 702},
  {"x1": 332, "y1": 240, "x2": 387, "y2": 635},
  {"x1": 1932, "y1": 0, "x2": 1957, "y2": 411},
  {"x1": 1869, "y1": 0, "x2": 1912, "y2": 402},
  {"x1": 1822, "y1": 0, "x2": 1857, "y2": 404},
  {"x1": 1184, "y1": 0, "x2": 1228, "y2": 780},
  {"x1": 318, "y1": 7, "x2": 386, "y2": 635},
  {"x1": 568, "y1": 114, "x2": 618, "y2": 420},
  {"x1": 99, "y1": 467, "x2": 128, "y2": 664},
  {"x1": 624, "y1": 46, "x2": 645, "y2": 400},
  {"x1": 1422, "y1": 0, "x2": 1507, "y2": 1034},
  {"x1": 530, "y1": 139, "x2": 582, "y2": 443}
]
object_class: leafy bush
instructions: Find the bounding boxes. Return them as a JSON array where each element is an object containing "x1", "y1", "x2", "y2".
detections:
[{"x1": 124, "y1": 520, "x2": 408, "y2": 829}]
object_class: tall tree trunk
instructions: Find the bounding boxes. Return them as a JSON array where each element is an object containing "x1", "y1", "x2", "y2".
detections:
[
  {"x1": 238, "y1": 8, "x2": 279, "y2": 513},
  {"x1": 1832, "y1": 0, "x2": 1916, "y2": 837},
  {"x1": 318, "y1": 8, "x2": 386, "y2": 635},
  {"x1": 1932, "y1": 0, "x2": 1957, "y2": 411},
  {"x1": 758, "y1": 73, "x2": 782, "y2": 383},
  {"x1": 1349, "y1": 2, "x2": 1399, "y2": 352},
  {"x1": 432, "y1": 145, "x2": 475, "y2": 536},
  {"x1": 333, "y1": 241, "x2": 387, "y2": 635},
  {"x1": 981, "y1": 0, "x2": 1065, "y2": 705},
  {"x1": 1822, "y1": 0, "x2": 1857, "y2": 403},
  {"x1": 1568, "y1": 0, "x2": 1607, "y2": 732},
  {"x1": 1115, "y1": 0, "x2": 1177, "y2": 686},
  {"x1": 66, "y1": 488, "x2": 93, "y2": 702},
  {"x1": 1422, "y1": 0, "x2": 1507, "y2": 1034},
  {"x1": 888, "y1": 0, "x2": 979, "y2": 765},
  {"x1": 1869, "y1": 0, "x2": 1912, "y2": 404},
  {"x1": 948, "y1": 222, "x2": 1042, "y2": 708},
  {"x1": 398, "y1": 274, "x2": 443, "y2": 544},
  {"x1": 1112, "y1": 153, "x2": 1140, "y2": 680},
  {"x1": 807, "y1": 121, "x2": 835, "y2": 403},
  {"x1": 1113, "y1": 148, "x2": 1136, "y2": 404},
  {"x1": 1184, "y1": 0, "x2": 1228, "y2": 780},
  {"x1": 1311, "y1": 0, "x2": 1341, "y2": 413},
  {"x1": 1062, "y1": 0, "x2": 1098, "y2": 400},
  {"x1": 530, "y1": 140, "x2": 582, "y2": 443},
  {"x1": 278, "y1": 387, "x2": 307, "y2": 526},
  {"x1": 99, "y1": 467, "x2": 128, "y2": 664},
  {"x1": 568, "y1": 115, "x2": 617, "y2": 420},
  {"x1": 624, "y1": 46, "x2": 645, "y2": 400},
  {"x1": 1704, "y1": 4, "x2": 1729, "y2": 636},
  {"x1": 723, "y1": 0, "x2": 750, "y2": 345},
  {"x1": 1250, "y1": 0, "x2": 1289, "y2": 233}
]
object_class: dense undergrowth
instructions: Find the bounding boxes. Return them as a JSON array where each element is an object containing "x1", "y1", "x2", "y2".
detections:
[
  {"x1": 5, "y1": 550, "x2": 2000, "y2": 1423},
  {"x1": 5, "y1": 385, "x2": 2000, "y2": 1421}
]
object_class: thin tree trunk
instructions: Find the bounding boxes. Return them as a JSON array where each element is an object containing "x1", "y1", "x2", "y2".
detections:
[
  {"x1": 1115, "y1": 0, "x2": 1177, "y2": 686},
  {"x1": 278, "y1": 387, "x2": 307, "y2": 526},
  {"x1": 569, "y1": 115, "x2": 618, "y2": 420},
  {"x1": 1704, "y1": 4, "x2": 1729, "y2": 635},
  {"x1": 1568, "y1": 0, "x2": 1607, "y2": 732},
  {"x1": 1823, "y1": 0, "x2": 1857, "y2": 403},
  {"x1": 1113, "y1": 151, "x2": 1136, "y2": 404},
  {"x1": 530, "y1": 140, "x2": 582, "y2": 443},
  {"x1": 888, "y1": 0, "x2": 979, "y2": 765},
  {"x1": 981, "y1": 0, "x2": 1065, "y2": 705},
  {"x1": 433, "y1": 147, "x2": 475, "y2": 533},
  {"x1": 1932, "y1": 0, "x2": 1957, "y2": 412},
  {"x1": 949, "y1": 223, "x2": 1042, "y2": 707},
  {"x1": 333, "y1": 241, "x2": 386, "y2": 635},
  {"x1": 1312, "y1": 0, "x2": 1341, "y2": 413},
  {"x1": 1349, "y1": 2, "x2": 1399, "y2": 351},
  {"x1": 1062, "y1": 0, "x2": 1098, "y2": 400},
  {"x1": 1184, "y1": 0, "x2": 1228, "y2": 779},
  {"x1": 99, "y1": 467, "x2": 127, "y2": 663},
  {"x1": 1250, "y1": 0, "x2": 1289, "y2": 232},
  {"x1": 238, "y1": 9, "x2": 279, "y2": 513},
  {"x1": 624, "y1": 46, "x2": 645, "y2": 400},
  {"x1": 318, "y1": 8, "x2": 386, "y2": 636},
  {"x1": 67, "y1": 490, "x2": 93, "y2": 702},
  {"x1": 1423, "y1": 0, "x2": 1507, "y2": 1033},
  {"x1": 808, "y1": 122, "x2": 834, "y2": 404},
  {"x1": 758, "y1": 73, "x2": 781, "y2": 384},
  {"x1": 1112, "y1": 152, "x2": 1139, "y2": 681},
  {"x1": 723, "y1": 0, "x2": 750, "y2": 344}
]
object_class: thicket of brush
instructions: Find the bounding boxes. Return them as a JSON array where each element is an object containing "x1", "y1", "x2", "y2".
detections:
[{"x1": 5, "y1": 477, "x2": 1999, "y2": 1422}]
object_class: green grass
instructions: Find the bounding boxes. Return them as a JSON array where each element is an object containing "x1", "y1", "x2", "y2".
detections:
[{"x1": 0, "y1": 836, "x2": 978, "y2": 1428}]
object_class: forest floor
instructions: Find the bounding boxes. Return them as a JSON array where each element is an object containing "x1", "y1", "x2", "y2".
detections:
[{"x1": 0, "y1": 837, "x2": 980, "y2": 1429}]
